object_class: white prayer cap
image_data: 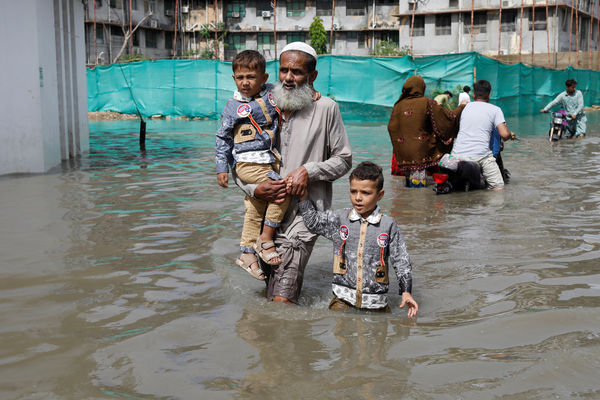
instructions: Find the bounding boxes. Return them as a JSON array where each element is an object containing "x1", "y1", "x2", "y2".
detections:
[{"x1": 280, "y1": 42, "x2": 318, "y2": 63}]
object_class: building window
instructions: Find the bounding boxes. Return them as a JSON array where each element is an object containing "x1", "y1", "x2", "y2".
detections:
[
  {"x1": 376, "y1": 30, "x2": 398, "y2": 45},
  {"x1": 256, "y1": 0, "x2": 272, "y2": 16},
  {"x1": 165, "y1": 31, "x2": 173, "y2": 49},
  {"x1": 226, "y1": 0, "x2": 246, "y2": 18},
  {"x1": 111, "y1": 25, "x2": 124, "y2": 36},
  {"x1": 110, "y1": 0, "x2": 123, "y2": 8},
  {"x1": 412, "y1": 15, "x2": 425, "y2": 36},
  {"x1": 529, "y1": 8, "x2": 547, "y2": 31},
  {"x1": 132, "y1": 30, "x2": 139, "y2": 46},
  {"x1": 164, "y1": 0, "x2": 174, "y2": 16},
  {"x1": 449, "y1": 0, "x2": 458, "y2": 7},
  {"x1": 258, "y1": 33, "x2": 275, "y2": 50},
  {"x1": 346, "y1": 0, "x2": 365, "y2": 16},
  {"x1": 95, "y1": 0, "x2": 102, "y2": 8},
  {"x1": 146, "y1": 29, "x2": 157, "y2": 48},
  {"x1": 189, "y1": 0, "x2": 205, "y2": 9},
  {"x1": 501, "y1": 9, "x2": 517, "y2": 32},
  {"x1": 316, "y1": 0, "x2": 332, "y2": 16},
  {"x1": 463, "y1": 11, "x2": 487, "y2": 34},
  {"x1": 95, "y1": 27, "x2": 105, "y2": 44},
  {"x1": 346, "y1": 31, "x2": 366, "y2": 48},
  {"x1": 286, "y1": 32, "x2": 306, "y2": 43},
  {"x1": 228, "y1": 33, "x2": 246, "y2": 50},
  {"x1": 435, "y1": 14, "x2": 451, "y2": 35},
  {"x1": 144, "y1": 0, "x2": 156, "y2": 13},
  {"x1": 287, "y1": 0, "x2": 305, "y2": 17}
]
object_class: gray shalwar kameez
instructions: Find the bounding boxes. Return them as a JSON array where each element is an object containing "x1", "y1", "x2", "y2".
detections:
[{"x1": 235, "y1": 96, "x2": 352, "y2": 303}]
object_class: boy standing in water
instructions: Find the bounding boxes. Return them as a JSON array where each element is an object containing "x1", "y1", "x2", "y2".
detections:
[
  {"x1": 215, "y1": 50, "x2": 287, "y2": 280},
  {"x1": 298, "y1": 161, "x2": 419, "y2": 315}
]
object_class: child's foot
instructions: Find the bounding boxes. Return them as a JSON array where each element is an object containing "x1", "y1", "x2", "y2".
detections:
[
  {"x1": 235, "y1": 253, "x2": 265, "y2": 280},
  {"x1": 253, "y1": 237, "x2": 282, "y2": 265}
]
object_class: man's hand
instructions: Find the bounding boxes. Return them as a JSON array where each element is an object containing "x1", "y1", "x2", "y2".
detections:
[
  {"x1": 399, "y1": 292, "x2": 419, "y2": 318},
  {"x1": 540, "y1": 109, "x2": 548, "y2": 113},
  {"x1": 285, "y1": 166, "x2": 309, "y2": 199},
  {"x1": 255, "y1": 179, "x2": 287, "y2": 203},
  {"x1": 217, "y1": 172, "x2": 229, "y2": 188}
]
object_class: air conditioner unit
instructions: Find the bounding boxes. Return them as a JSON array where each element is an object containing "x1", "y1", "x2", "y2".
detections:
[
  {"x1": 150, "y1": 19, "x2": 158, "y2": 28},
  {"x1": 408, "y1": 0, "x2": 416, "y2": 3},
  {"x1": 252, "y1": 25, "x2": 259, "y2": 31},
  {"x1": 261, "y1": 10, "x2": 271, "y2": 18},
  {"x1": 333, "y1": 24, "x2": 341, "y2": 30},
  {"x1": 165, "y1": 9, "x2": 173, "y2": 16},
  {"x1": 295, "y1": 25, "x2": 303, "y2": 30},
  {"x1": 232, "y1": 11, "x2": 240, "y2": 18},
  {"x1": 182, "y1": 5, "x2": 189, "y2": 13}
]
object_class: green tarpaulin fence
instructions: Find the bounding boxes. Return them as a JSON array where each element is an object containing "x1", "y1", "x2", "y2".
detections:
[{"x1": 87, "y1": 52, "x2": 600, "y2": 120}]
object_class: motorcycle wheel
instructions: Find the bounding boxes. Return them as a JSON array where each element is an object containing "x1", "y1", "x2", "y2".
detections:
[{"x1": 549, "y1": 127, "x2": 560, "y2": 142}]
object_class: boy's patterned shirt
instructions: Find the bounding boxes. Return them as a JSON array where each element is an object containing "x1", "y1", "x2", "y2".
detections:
[
  {"x1": 299, "y1": 200, "x2": 413, "y2": 309},
  {"x1": 215, "y1": 83, "x2": 281, "y2": 174}
]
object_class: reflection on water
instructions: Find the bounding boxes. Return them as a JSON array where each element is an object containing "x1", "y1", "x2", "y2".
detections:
[{"x1": 1, "y1": 112, "x2": 600, "y2": 399}]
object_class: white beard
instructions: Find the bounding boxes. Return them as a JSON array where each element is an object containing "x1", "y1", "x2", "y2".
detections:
[{"x1": 272, "y1": 81, "x2": 314, "y2": 111}]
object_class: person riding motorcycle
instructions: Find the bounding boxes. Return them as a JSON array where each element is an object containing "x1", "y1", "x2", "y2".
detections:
[{"x1": 540, "y1": 79, "x2": 586, "y2": 139}]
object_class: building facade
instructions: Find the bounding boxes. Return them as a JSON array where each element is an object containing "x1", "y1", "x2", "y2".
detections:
[
  {"x1": 84, "y1": 0, "x2": 182, "y2": 65},
  {"x1": 84, "y1": 1, "x2": 600, "y2": 65},
  {"x1": 395, "y1": 0, "x2": 600, "y2": 58}
]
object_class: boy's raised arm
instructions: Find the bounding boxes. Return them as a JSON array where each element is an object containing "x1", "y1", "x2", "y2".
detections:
[{"x1": 298, "y1": 199, "x2": 339, "y2": 241}]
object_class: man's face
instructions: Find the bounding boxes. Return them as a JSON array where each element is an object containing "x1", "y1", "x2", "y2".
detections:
[
  {"x1": 566, "y1": 84, "x2": 576, "y2": 95},
  {"x1": 278, "y1": 51, "x2": 317, "y2": 89}
]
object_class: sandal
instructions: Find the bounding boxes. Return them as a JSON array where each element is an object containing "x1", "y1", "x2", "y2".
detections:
[
  {"x1": 253, "y1": 238, "x2": 282, "y2": 266},
  {"x1": 235, "y1": 253, "x2": 266, "y2": 281}
]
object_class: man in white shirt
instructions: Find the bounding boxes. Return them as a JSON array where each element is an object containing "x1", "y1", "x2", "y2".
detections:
[
  {"x1": 458, "y1": 85, "x2": 471, "y2": 105},
  {"x1": 451, "y1": 80, "x2": 515, "y2": 190}
]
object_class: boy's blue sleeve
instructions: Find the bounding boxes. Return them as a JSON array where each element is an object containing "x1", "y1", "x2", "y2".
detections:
[
  {"x1": 298, "y1": 199, "x2": 339, "y2": 241},
  {"x1": 215, "y1": 101, "x2": 236, "y2": 174},
  {"x1": 388, "y1": 221, "x2": 413, "y2": 294}
]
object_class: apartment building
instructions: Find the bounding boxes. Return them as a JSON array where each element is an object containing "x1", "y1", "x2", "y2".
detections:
[
  {"x1": 181, "y1": 0, "x2": 403, "y2": 60},
  {"x1": 395, "y1": 0, "x2": 600, "y2": 57},
  {"x1": 84, "y1": 0, "x2": 181, "y2": 65},
  {"x1": 84, "y1": 1, "x2": 600, "y2": 64}
]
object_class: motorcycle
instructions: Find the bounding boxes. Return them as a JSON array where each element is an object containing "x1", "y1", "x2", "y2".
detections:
[
  {"x1": 547, "y1": 110, "x2": 571, "y2": 142},
  {"x1": 433, "y1": 131, "x2": 512, "y2": 195}
]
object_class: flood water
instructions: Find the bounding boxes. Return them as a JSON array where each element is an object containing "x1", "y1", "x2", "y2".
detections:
[{"x1": 2, "y1": 112, "x2": 600, "y2": 399}]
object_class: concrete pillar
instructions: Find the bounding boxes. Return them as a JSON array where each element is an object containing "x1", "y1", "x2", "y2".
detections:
[{"x1": 0, "y1": 0, "x2": 88, "y2": 176}]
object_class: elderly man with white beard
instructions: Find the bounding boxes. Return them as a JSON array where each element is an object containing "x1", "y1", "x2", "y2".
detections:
[{"x1": 235, "y1": 42, "x2": 352, "y2": 305}]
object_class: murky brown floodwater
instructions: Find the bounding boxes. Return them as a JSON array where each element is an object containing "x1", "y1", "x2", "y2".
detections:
[{"x1": 1, "y1": 114, "x2": 600, "y2": 399}]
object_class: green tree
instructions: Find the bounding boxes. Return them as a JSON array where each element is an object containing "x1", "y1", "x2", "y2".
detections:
[
  {"x1": 309, "y1": 17, "x2": 328, "y2": 55},
  {"x1": 371, "y1": 40, "x2": 411, "y2": 57}
]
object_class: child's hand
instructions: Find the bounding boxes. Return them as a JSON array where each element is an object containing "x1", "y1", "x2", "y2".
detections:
[
  {"x1": 399, "y1": 292, "x2": 418, "y2": 318},
  {"x1": 217, "y1": 172, "x2": 229, "y2": 188},
  {"x1": 285, "y1": 176, "x2": 293, "y2": 192},
  {"x1": 312, "y1": 91, "x2": 321, "y2": 102}
]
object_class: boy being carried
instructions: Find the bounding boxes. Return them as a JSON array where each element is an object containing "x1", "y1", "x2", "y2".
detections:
[
  {"x1": 298, "y1": 161, "x2": 419, "y2": 315},
  {"x1": 215, "y1": 50, "x2": 286, "y2": 280}
]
